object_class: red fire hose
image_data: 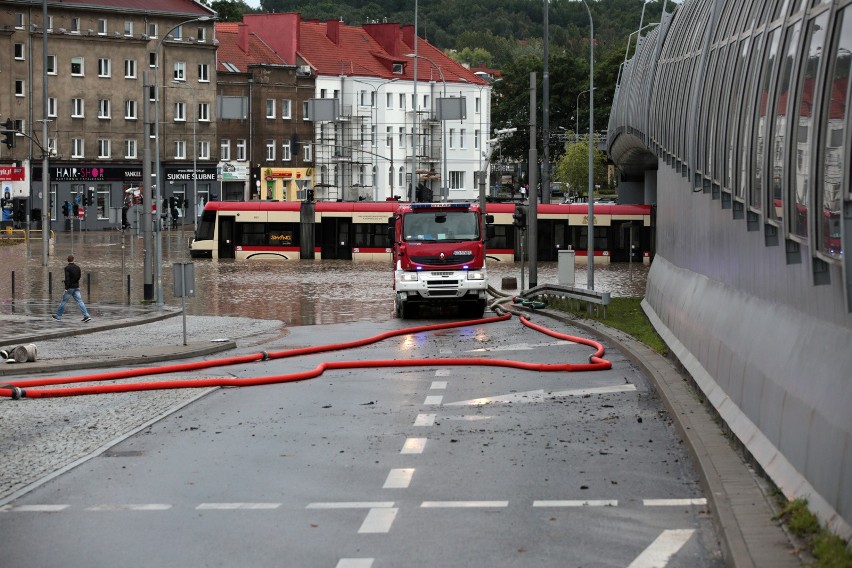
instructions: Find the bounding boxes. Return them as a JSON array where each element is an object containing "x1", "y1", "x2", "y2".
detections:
[{"x1": 0, "y1": 313, "x2": 611, "y2": 399}]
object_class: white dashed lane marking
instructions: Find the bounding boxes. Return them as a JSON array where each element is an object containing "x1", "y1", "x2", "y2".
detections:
[
  {"x1": 413, "y1": 413, "x2": 436, "y2": 427},
  {"x1": 400, "y1": 438, "x2": 427, "y2": 454},
  {"x1": 87, "y1": 504, "x2": 171, "y2": 511},
  {"x1": 336, "y1": 560, "x2": 374, "y2": 568},
  {"x1": 466, "y1": 340, "x2": 573, "y2": 352},
  {"x1": 421, "y1": 501, "x2": 509, "y2": 508},
  {"x1": 383, "y1": 469, "x2": 415, "y2": 489},
  {"x1": 196, "y1": 503, "x2": 280, "y2": 510},
  {"x1": 423, "y1": 395, "x2": 443, "y2": 405},
  {"x1": 358, "y1": 507, "x2": 398, "y2": 533},
  {"x1": 533, "y1": 500, "x2": 618, "y2": 507},
  {"x1": 435, "y1": 370, "x2": 451, "y2": 377},
  {"x1": 430, "y1": 381, "x2": 448, "y2": 390},
  {"x1": 306, "y1": 502, "x2": 394, "y2": 509},
  {"x1": 0, "y1": 504, "x2": 68, "y2": 512},
  {"x1": 643, "y1": 498, "x2": 707, "y2": 506}
]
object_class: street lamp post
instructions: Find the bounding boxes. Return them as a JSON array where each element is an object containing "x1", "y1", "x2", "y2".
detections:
[
  {"x1": 153, "y1": 15, "x2": 211, "y2": 306},
  {"x1": 405, "y1": 53, "x2": 446, "y2": 201},
  {"x1": 575, "y1": 88, "x2": 594, "y2": 140},
  {"x1": 579, "y1": 0, "x2": 595, "y2": 291},
  {"x1": 352, "y1": 77, "x2": 399, "y2": 200}
]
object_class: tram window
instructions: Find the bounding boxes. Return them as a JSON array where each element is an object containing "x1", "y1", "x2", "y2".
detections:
[
  {"x1": 486, "y1": 225, "x2": 511, "y2": 251},
  {"x1": 353, "y1": 224, "x2": 387, "y2": 248},
  {"x1": 267, "y1": 223, "x2": 299, "y2": 246},
  {"x1": 197, "y1": 211, "x2": 215, "y2": 240},
  {"x1": 238, "y1": 223, "x2": 267, "y2": 246}
]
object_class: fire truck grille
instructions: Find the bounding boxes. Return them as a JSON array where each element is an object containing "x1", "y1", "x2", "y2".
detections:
[{"x1": 410, "y1": 254, "x2": 473, "y2": 265}]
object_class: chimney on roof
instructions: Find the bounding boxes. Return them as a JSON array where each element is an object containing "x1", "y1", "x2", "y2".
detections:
[
  {"x1": 402, "y1": 24, "x2": 415, "y2": 49},
  {"x1": 326, "y1": 19, "x2": 340, "y2": 45},
  {"x1": 238, "y1": 23, "x2": 249, "y2": 53}
]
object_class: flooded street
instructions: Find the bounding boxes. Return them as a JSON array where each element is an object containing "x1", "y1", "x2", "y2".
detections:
[{"x1": 1, "y1": 231, "x2": 648, "y2": 325}]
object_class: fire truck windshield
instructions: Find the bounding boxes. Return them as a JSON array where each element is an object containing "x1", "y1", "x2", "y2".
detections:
[{"x1": 403, "y1": 211, "x2": 479, "y2": 242}]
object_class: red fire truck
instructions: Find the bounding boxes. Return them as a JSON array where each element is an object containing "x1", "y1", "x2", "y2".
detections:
[{"x1": 388, "y1": 202, "x2": 493, "y2": 319}]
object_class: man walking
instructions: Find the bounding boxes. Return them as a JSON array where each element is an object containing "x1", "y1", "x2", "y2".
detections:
[{"x1": 52, "y1": 255, "x2": 92, "y2": 322}]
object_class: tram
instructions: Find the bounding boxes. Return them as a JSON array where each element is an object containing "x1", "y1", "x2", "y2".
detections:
[{"x1": 189, "y1": 200, "x2": 654, "y2": 263}]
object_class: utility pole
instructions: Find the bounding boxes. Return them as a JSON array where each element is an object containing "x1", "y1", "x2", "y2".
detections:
[
  {"x1": 528, "y1": 73, "x2": 538, "y2": 289},
  {"x1": 142, "y1": 71, "x2": 154, "y2": 301}
]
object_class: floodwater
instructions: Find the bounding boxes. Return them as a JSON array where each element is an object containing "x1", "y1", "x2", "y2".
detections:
[{"x1": 1, "y1": 231, "x2": 648, "y2": 326}]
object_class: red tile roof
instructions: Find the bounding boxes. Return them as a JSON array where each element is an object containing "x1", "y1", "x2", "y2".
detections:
[
  {"x1": 242, "y1": 14, "x2": 487, "y2": 86},
  {"x1": 56, "y1": 0, "x2": 214, "y2": 17},
  {"x1": 216, "y1": 23, "x2": 286, "y2": 72}
]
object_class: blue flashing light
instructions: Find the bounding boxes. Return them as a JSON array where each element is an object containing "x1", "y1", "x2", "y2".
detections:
[
  {"x1": 463, "y1": 266, "x2": 469, "y2": 270},
  {"x1": 416, "y1": 266, "x2": 423, "y2": 270}
]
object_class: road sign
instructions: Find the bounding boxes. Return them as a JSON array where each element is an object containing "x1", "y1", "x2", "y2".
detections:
[{"x1": 78, "y1": 206, "x2": 85, "y2": 220}]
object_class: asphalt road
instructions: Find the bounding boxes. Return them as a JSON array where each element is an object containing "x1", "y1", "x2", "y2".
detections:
[{"x1": 0, "y1": 316, "x2": 723, "y2": 567}]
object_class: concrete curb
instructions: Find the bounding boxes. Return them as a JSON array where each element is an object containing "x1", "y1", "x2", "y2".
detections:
[{"x1": 517, "y1": 305, "x2": 799, "y2": 568}]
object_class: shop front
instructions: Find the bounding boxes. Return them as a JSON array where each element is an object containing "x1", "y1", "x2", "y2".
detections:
[
  {"x1": 33, "y1": 164, "x2": 143, "y2": 231},
  {"x1": 256, "y1": 167, "x2": 314, "y2": 201},
  {"x1": 219, "y1": 161, "x2": 249, "y2": 201},
  {"x1": 164, "y1": 165, "x2": 218, "y2": 225}
]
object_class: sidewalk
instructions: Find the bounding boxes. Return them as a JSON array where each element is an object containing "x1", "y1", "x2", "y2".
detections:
[{"x1": 0, "y1": 300, "x2": 237, "y2": 376}]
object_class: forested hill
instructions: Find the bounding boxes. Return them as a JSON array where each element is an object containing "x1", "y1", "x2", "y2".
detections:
[{"x1": 216, "y1": 0, "x2": 668, "y2": 66}]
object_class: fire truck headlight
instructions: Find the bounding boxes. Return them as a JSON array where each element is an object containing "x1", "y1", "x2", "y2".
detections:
[
  {"x1": 400, "y1": 272, "x2": 420, "y2": 282},
  {"x1": 467, "y1": 271, "x2": 485, "y2": 281}
]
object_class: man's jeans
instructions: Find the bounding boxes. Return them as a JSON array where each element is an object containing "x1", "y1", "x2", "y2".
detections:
[{"x1": 56, "y1": 288, "x2": 90, "y2": 319}]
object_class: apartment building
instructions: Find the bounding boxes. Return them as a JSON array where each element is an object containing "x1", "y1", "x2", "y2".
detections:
[
  {"x1": 215, "y1": 22, "x2": 316, "y2": 202},
  {"x1": 239, "y1": 14, "x2": 492, "y2": 203},
  {"x1": 0, "y1": 0, "x2": 216, "y2": 230}
]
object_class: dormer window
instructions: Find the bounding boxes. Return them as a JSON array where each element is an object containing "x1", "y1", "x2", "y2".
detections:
[{"x1": 392, "y1": 63, "x2": 403, "y2": 74}]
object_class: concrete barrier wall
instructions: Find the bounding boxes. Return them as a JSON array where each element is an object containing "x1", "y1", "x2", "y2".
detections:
[{"x1": 645, "y1": 166, "x2": 852, "y2": 539}]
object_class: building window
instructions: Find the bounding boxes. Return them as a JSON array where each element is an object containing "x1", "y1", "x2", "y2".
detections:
[
  {"x1": 98, "y1": 58, "x2": 111, "y2": 77},
  {"x1": 450, "y1": 171, "x2": 464, "y2": 190},
  {"x1": 399, "y1": 93, "x2": 406, "y2": 110},
  {"x1": 371, "y1": 125, "x2": 377, "y2": 148},
  {"x1": 124, "y1": 59, "x2": 136, "y2": 79},
  {"x1": 148, "y1": 23, "x2": 158, "y2": 39},
  {"x1": 282, "y1": 141, "x2": 292, "y2": 161},
  {"x1": 98, "y1": 19, "x2": 107, "y2": 35},
  {"x1": 281, "y1": 99, "x2": 292, "y2": 119},
  {"x1": 198, "y1": 141, "x2": 209, "y2": 160},
  {"x1": 14, "y1": 43, "x2": 24, "y2": 60},
  {"x1": 46, "y1": 54, "x2": 56, "y2": 75},
  {"x1": 221, "y1": 140, "x2": 230, "y2": 161},
  {"x1": 72, "y1": 98, "x2": 84, "y2": 118},
  {"x1": 475, "y1": 96, "x2": 481, "y2": 113},
  {"x1": 266, "y1": 99, "x2": 275, "y2": 119},
  {"x1": 175, "y1": 140, "x2": 186, "y2": 159},
  {"x1": 172, "y1": 25, "x2": 183, "y2": 40},
  {"x1": 98, "y1": 139, "x2": 111, "y2": 158},
  {"x1": 386, "y1": 127, "x2": 393, "y2": 148},
  {"x1": 95, "y1": 184, "x2": 110, "y2": 219},
  {"x1": 265, "y1": 140, "x2": 275, "y2": 161},
  {"x1": 71, "y1": 56, "x2": 84, "y2": 76},
  {"x1": 98, "y1": 99, "x2": 111, "y2": 119},
  {"x1": 125, "y1": 100, "x2": 137, "y2": 120},
  {"x1": 174, "y1": 102, "x2": 186, "y2": 122},
  {"x1": 124, "y1": 21, "x2": 133, "y2": 37},
  {"x1": 460, "y1": 129, "x2": 466, "y2": 149},
  {"x1": 198, "y1": 63, "x2": 209, "y2": 82},
  {"x1": 149, "y1": 53, "x2": 157, "y2": 68},
  {"x1": 386, "y1": 92, "x2": 393, "y2": 109},
  {"x1": 236, "y1": 139, "x2": 246, "y2": 161},
  {"x1": 304, "y1": 143, "x2": 312, "y2": 162},
  {"x1": 71, "y1": 18, "x2": 80, "y2": 33},
  {"x1": 197, "y1": 27, "x2": 206, "y2": 42},
  {"x1": 449, "y1": 128, "x2": 455, "y2": 149},
  {"x1": 173, "y1": 61, "x2": 186, "y2": 81},
  {"x1": 303, "y1": 101, "x2": 310, "y2": 120},
  {"x1": 398, "y1": 127, "x2": 406, "y2": 148},
  {"x1": 15, "y1": 13, "x2": 25, "y2": 29},
  {"x1": 46, "y1": 16, "x2": 53, "y2": 32},
  {"x1": 72, "y1": 138, "x2": 84, "y2": 158},
  {"x1": 197, "y1": 103, "x2": 210, "y2": 122},
  {"x1": 474, "y1": 129, "x2": 480, "y2": 150},
  {"x1": 14, "y1": 80, "x2": 25, "y2": 97},
  {"x1": 398, "y1": 166, "x2": 405, "y2": 189},
  {"x1": 48, "y1": 97, "x2": 57, "y2": 118},
  {"x1": 48, "y1": 138, "x2": 57, "y2": 155},
  {"x1": 124, "y1": 139, "x2": 137, "y2": 159}
]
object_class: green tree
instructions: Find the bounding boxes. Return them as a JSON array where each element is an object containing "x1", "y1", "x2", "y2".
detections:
[
  {"x1": 554, "y1": 135, "x2": 607, "y2": 199},
  {"x1": 208, "y1": 0, "x2": 256, "y2": 21}
]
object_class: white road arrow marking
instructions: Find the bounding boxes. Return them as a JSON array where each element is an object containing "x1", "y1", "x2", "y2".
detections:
[
  {"x1": 628, "y1": 529, "x2": 695, "y2": 568},
  {"x1": 444, "y1": 384, "x2": 637, "y2": 406}
]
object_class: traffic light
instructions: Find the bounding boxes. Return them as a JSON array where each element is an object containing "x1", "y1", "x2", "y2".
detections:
[
  {"x1": 62, "y1": 201, "x2": 70, "y2": 217},
  {"x1": 1, "y1": 119, "x2": 15, "y2": 149},
  {"x1": 14, "y1": 200, "x2": 26, "y2": 223},
  {"x1": 72, "y1": 202, "x2": 79, "y2": 217},
  {"x1": 513, "y1": 203, "x2": 527, "y2": 228}
]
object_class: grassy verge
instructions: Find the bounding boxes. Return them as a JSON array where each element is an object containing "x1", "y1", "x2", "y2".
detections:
[
  {"x1": 546, "y1": 296, "x2": 669, "y2": 356},
  {"x1": 773, "y1": 498, "x2": 852, "y2": 567}
]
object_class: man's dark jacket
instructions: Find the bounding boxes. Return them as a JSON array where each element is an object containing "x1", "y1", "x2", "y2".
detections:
[{"x1": 64, "y1": 263, "x2": 81, "y2": 289}]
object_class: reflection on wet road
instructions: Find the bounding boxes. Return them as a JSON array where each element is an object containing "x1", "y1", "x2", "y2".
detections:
[{"x1": 1, "y1": 232, "x2": 648, "y2": 325}]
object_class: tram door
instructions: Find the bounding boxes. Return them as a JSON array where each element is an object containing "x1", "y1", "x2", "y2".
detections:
[
  {"x1": 536, "y1": 220, "x2": 559, "y2": 261},
  {"x1": 218, "y1": 216, "x2": 235, "y2": 259},
  {"x1": 321, "y1": 217, "x2": 352, "y2": 260}
]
